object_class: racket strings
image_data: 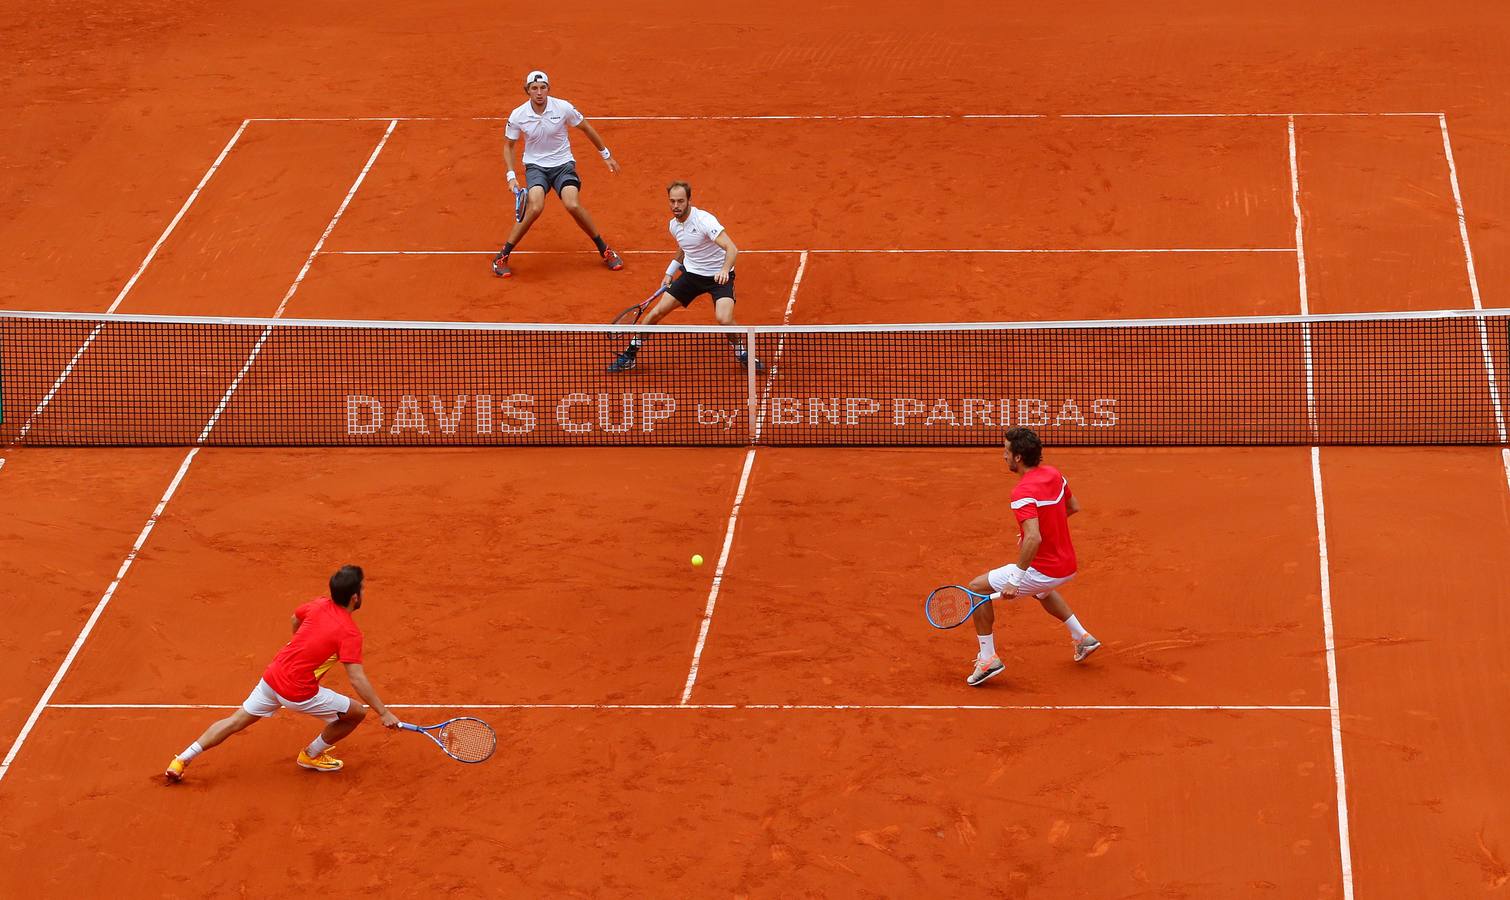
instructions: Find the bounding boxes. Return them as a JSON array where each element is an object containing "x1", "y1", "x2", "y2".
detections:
[
  {"x1": 927, "y1": 588, "x2": 972, "y2": 627},
  {"x1": 438, "y1": 719, "x2": 497, "y2": 763}
]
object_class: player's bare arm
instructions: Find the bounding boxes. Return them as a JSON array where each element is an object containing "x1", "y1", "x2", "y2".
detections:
[
  {"x1": 575, "y1": 120, "x2": 620, "y2": 174},
  {"x1": 714, "y1": 231, "x2": 738, "y2": 283},
  {"x1": 1066, "y1": 494, "x2": 1081, "y2": 517},
  {"x1": 344, "y1": 662, "x2": 400, "y2": 728},
  {"x1": 661, "y1": 249, "x2": 687, "y2": 289},
  {"x1": 503, "y1": 137, "x2": 522, "y2": 187}
]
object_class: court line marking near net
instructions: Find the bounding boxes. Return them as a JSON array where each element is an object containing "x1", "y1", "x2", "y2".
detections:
[
  {"x1": 1437, "y1": 114, "x2": 1510, "y2": 488},
  {"x1": 46, "y1": 702, "x2": 1332, "y2": 712},
  {"x1": 753, "y1": 250, "x2": 809, "y2": 441},
  {"x1": 10, "y1": 120, "x2": 253, "y2": 445},
  {"x1": 0, "y1": 122, "x2": 401, "y2": 786},
  {"x1": 679, "y1": 447, "x2": 758, "y2": 705},
  {"x1": 1311, "y1": 449, "x2": 1356, "y2": 900},
  {"x1": 198, "y1": 119, "x2": 398, "y2": 441},
  {"x1": 0, "y1": 448, "x2": 201, "y2": 785},
  {"x1": 1288, "y1": 116, "x2": 1317, "y2": 438},
  {"x1": 246, "y1": 112, "x2": 1443, "y2": 123},
  {"x1": 678, "y1": 256, "x2": 809, "y2": 704},
  {"x1": 321, "y1": 247, "x2": 1298, "y2": 256}
]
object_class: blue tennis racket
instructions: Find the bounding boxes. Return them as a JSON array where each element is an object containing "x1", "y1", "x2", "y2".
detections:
[
  {"x1": 924, "y1": 585, "x2": 1003, "y2": 629},
  {"x1": 398, "y1": 716, "x2": 497, "y2": 764},
  {"x1": 512, "y1": 185, "x2": 527, "y2": 222}
]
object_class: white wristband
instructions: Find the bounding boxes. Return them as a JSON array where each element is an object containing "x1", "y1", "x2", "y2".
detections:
[
  {"x1": 599, "y1": 147, "x2": 612, "y2": 160},
  {"x1": 665, "y1": 259, "x2": 682, "y2": 277},
  {"x1": 507, "y1": 170, "x2": 518, "y2": 183}
]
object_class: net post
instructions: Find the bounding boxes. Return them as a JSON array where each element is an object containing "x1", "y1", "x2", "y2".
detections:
[{"x1": 745, "y1": 327, "x2": 759, "y2": 445}]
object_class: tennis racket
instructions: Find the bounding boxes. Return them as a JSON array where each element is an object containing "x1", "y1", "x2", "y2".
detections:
[
  {"x1": 512, "y1": 185, "x2": 527, "y2": 222},
  {"x1": 610, "y1": 286, "x2": 669, "y2": 331},
  {"x1": 924, "y1": 585, "x2": 1003, "y2": 630},
  {"x1": 398, "y1": 716, "x2": 497, "y2": 764}
]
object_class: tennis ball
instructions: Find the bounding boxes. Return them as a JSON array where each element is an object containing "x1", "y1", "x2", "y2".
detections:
[{"x1": 691, "y1": 554, "x2": 704, "y2": 567}]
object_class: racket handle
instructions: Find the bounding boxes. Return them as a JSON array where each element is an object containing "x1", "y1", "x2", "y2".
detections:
[{"x1": 396, "y1": 722, "x2": 421, "y2": 733}]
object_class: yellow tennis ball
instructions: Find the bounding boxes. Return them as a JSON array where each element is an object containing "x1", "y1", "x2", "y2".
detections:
[{"x1": 691, "y1": 554, "x2": 704, "y2": 567}]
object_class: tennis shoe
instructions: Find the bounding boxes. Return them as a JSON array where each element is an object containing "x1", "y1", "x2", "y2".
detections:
[
  {"x1": 296, "y1": 749, "x2": 344, "y2": 772},
  {"x1": 1073, "y1": 635, "x2": 1101, "y2": 663},
  {"x1": 966, "y1": 655, "x2": 1005, "y2": 686},
  {"x1": 164, "y1": 757, "x2": 187, "y2": 783},
  {"x1": 608, "y1": 347, "x2": 638, "y2": 373},
  {"x1": 736, "y1": 350, "x2": 766, "y2": 374},
  {"x1": 491, "y1": 251, "x2": 512, "y2": 278},
  {"x1": 601, "y1": 247, "x2": 625, "y2": 271}
]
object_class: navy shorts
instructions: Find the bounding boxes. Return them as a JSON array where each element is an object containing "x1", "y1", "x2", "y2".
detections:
[
  {"x1": 667, "y1": 269, "x2": 736, "y2": 305},
  {"x1": 525, "y1": 161, "x2": 582, "y2": 196}
]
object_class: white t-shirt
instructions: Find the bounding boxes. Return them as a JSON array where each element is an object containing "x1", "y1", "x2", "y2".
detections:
[
  {"x1": 669, "y1": 207, "x2": 729, "y2": 277},
  {"x1": 505, "y1": 97, "x2": 584, "y2": 168}
]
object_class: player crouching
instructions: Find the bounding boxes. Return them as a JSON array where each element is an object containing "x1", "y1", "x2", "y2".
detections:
[{"x1": 164, "y1": 565, "x2": 399, "y2": 782}]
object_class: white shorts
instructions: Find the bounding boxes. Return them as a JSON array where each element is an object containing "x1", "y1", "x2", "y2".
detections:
[
  {"x1": 241, "y1": 679, "x2": 352, "y2": 724},
  {"x1": 987, "y1": 564, "x2": 1075, "y2": 600}
]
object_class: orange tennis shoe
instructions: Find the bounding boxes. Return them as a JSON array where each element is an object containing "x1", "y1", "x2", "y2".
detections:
[
  {"x1": 296, "y1": 749, "x2": 344, "y2": 772},
  {"x1": 164, "y1": 757, "x2": 187, "y2": 782}
]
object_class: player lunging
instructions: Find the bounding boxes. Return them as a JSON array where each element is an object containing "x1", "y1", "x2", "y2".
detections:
[
  {"x1": 164, "y1": 565, "x2": 399, "y2": 781},
  {"x1": 491, "y1": 70, "x2": 624, "y2": 278},
  {"x1": 965, "y1": 427, "x2": 1100, "y2": 686},
  {"x1": 608, "y1": 181, "x2": 762, "y2": 373}
]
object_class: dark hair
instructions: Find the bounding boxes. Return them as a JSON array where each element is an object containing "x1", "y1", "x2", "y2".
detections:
[
  {"x1": 330, "y1": 565, "x2": 364, "y2": 608},
  {"x1": 1005, "y1": 426, "x2": 1042, "y2": 467},
  {"x1": 666, "y1": 180, "x2": 692, "y2": 199}
]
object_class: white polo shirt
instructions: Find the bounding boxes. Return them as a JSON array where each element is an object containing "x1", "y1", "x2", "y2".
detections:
[
  {"x1": 669, "y1": 207, "x2": 729, "y2": 277},
  {"x1": 505, "y1": 97, "x2": 584, "y2": 168}
]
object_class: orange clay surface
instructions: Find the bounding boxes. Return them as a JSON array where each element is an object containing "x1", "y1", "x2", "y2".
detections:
[{"x1": 3, "y1": 1, "x2": 1510, "y2": 896}]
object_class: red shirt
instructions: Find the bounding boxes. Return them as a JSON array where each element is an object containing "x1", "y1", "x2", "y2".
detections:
[
  {"x1": 262, "y1": 597, "x2": 364, "y2": 701},
  {"x1": 1011, "y1": 465, "x2": 1078, "y2": 578}
]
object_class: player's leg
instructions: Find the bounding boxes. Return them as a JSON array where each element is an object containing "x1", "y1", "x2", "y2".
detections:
[
  {"x1": 295, "y1": 689, "x2": 366, "y2": 773},
  {"x1": 609, "y1": 288, "x2": 695, "y2": 372},
  {"x1": 711, "y1": 277, "x2": 763, "y2": 372},
  {"x1": 492, "y1": 167, "x2": 551, "y2": 277},
  {"x1": 556, "y1": 169, "x2": 623, "y2": 270},
  {"x1": 964, "y1": 571, "x2": 1006, "y2": 686},
  {"x1": 165, "y1": 683, "x2": 275, "y2": 781},
  {"x1": 1034, "y1": 588, "x2": 1099, "y2": 662}
]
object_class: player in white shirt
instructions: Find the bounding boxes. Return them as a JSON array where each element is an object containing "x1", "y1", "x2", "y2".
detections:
[
  {"x1": 491, "y1": 70, "x2": 624, "y2": 278},
  {"x1": 609, "y1": 181, "x2": 763, "y2": 373}
]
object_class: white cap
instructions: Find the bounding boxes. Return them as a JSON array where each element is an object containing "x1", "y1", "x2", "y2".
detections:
[{"x1": 524, "y1": 70, "x2": 549, "y2": 89}]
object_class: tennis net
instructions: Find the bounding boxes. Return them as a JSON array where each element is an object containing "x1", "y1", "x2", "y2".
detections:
[{"x1": 1, "y1": 308, "x2": 1506, "y2": 447}]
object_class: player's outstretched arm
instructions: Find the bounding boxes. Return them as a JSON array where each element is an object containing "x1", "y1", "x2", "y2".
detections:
[
  {"x1": 343, "y1": 662, "x2": 400, "y2": 728},
  {"x1": 575, "y1": 120, "x2": 620, "y2": 173}
]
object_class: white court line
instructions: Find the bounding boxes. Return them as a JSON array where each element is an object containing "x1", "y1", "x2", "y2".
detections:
[
  {"x1": 679, "y1": 448, "x2": 759, "y2": 704},
  {"x1": 247, "y1": 112, "x2": 1442, "y2": 123},
  {"x1": 321, "y1": 247, "x2": 1297, "y2": 257},
  {"x1": 0, "y1": 448, "x2": 201, "y2": 784},
  {"x1": 753, "y1": 250, "x2": 809, "y2": 442},
  {"x1": 0, "y1": 122, "x2": 401, "y2": 784},
  {"x1": 47, "y1": 702, "x2": 1330, "y2": 712},
  {"x1": 12, "y1": 120, "x2": 252, "y2": 442},
  {"x1": 678, "y1": 255, "x2": 810, "y2": 703},
  {"x1": 1437, "y1": 115, "x2": 1510, "y2": 483},
  {"x1": 198, "y1": 119, "x2": 398, "y2": 441},
  {"x1": 1288, "y1": 116, "x2": 1318, "y2": 438},
  {"x1": 1311, "y1": 448, "x2": 1356, "y2": 900}
]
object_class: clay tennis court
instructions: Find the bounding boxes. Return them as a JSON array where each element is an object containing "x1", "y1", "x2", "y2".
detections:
[{"x1": 3, "y1": 2, "x2": 1509, "y2": 896}]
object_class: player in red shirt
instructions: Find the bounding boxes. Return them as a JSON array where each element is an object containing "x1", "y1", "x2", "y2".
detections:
[
  {"x1": 963, "y1": 427, "x2": 1100, "y2": 686},
  {"x1": 164, "y1": 565, "x2": 399, "y2": 781}
]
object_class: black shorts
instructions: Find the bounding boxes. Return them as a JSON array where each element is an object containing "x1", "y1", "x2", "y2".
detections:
[
  {"x1": 524, "y1": 162, "x2": 581, "y2": 196},
  {"x1": 667, "y1": 269, "x2": 736, "y2": 305}
]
